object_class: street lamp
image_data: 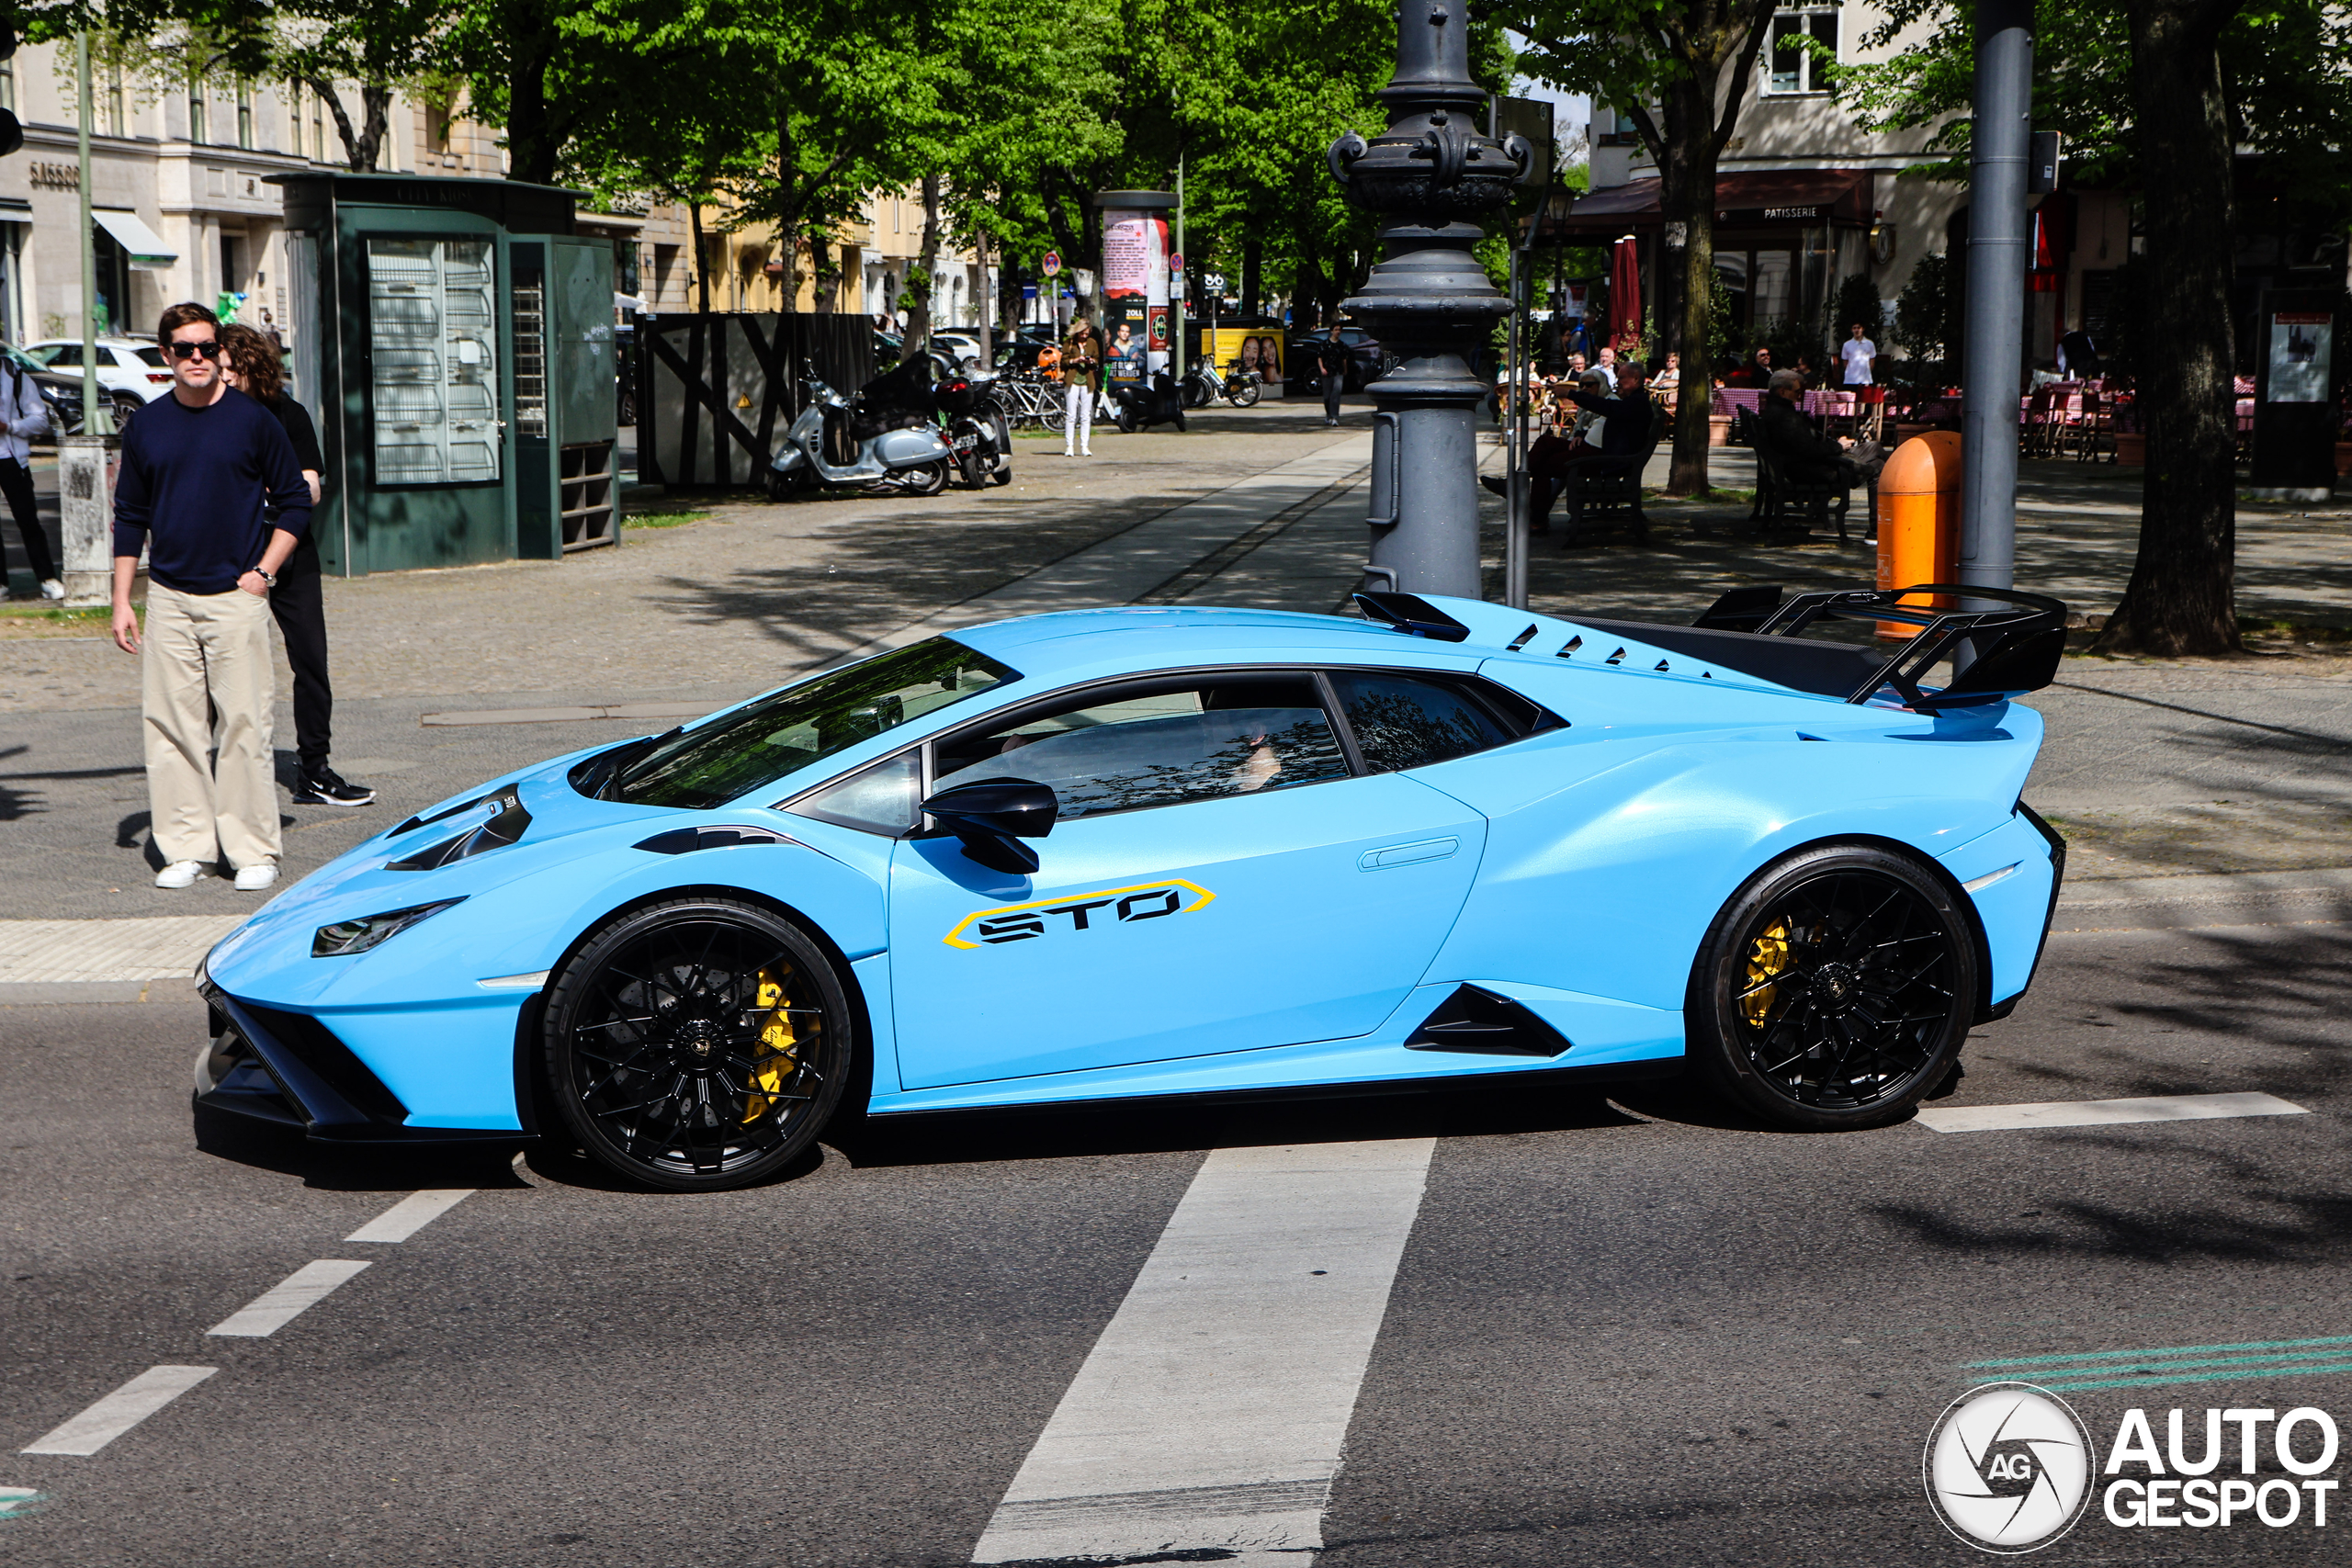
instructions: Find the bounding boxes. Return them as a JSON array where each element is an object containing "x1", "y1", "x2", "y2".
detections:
[{"x1": 1328, "y1": 0, "x2": 1529, "y2": 598}]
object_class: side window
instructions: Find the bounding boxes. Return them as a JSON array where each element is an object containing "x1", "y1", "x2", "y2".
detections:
[
  {"x1": 932, "y1": 674, "x2": 1351, "y2": 821},
  {"x1": 39, "y1": 344, "x2": 78, "y2": 367},
  {"x1": 1327, "y1": 671, "x2": 1517, "y2": 773},
  {"x1": 786, "y1": 751, "x2": 922, "y2": 836}
]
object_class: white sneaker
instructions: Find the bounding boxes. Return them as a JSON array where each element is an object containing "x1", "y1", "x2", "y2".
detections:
[
  {"x1": 39, "y1": 579, "x2": 65, "y2": 602},
  {"x1": 232, "y1": 863, "x2": 278, "y2": 892},
  {"x1": 154, "y1": 861, "x2": 208, "y2": 889}
]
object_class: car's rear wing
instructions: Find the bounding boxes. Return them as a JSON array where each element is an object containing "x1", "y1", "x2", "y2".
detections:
[{"x1": 1355, "y1": 584, "x2": 2069, "y2": 709}]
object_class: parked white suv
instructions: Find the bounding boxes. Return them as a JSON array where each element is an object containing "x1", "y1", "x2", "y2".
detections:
[{"x1": 24, "y1": 337, "x2": 176, "y2": 402}]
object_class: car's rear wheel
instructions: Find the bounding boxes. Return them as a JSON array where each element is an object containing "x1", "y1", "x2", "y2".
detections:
[
  {"x1": 1689, "y1": 844, "x2": 1977, "y2": 1131},
  {"x1": 543, "y1": 897, "x2": 852, "y2": 1190}
]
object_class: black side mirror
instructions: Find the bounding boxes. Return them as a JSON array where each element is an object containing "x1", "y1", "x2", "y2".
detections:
[{"x1": 921, "y1": 778, "x2": 1057, "y2": 875}]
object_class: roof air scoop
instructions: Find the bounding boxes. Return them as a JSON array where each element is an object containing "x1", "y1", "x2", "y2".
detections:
[{"x1": 1352, "y1": 592, "x2": 1472, "y2": 642}]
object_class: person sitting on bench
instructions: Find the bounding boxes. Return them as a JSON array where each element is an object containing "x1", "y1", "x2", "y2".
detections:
[
  {"x1": 1758, "y1": 367, "x2": 1884, "y2": 494},
  {"x1": 1485, "y1": 363, "x2": 1653, "y2": 529}
]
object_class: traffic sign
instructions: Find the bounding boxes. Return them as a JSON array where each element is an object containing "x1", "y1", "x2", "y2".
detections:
[
  {"x1": 1168, "y1": 253, "x2": 1182, "y2": 273},
  {"x1": 1041, "y1": 252, "x2": 1062, "y2": 277}
]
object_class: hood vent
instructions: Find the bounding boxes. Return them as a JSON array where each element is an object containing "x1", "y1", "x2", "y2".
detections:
[{"x1": 387, "y1": 789, "x2": 531, "y2": 871}]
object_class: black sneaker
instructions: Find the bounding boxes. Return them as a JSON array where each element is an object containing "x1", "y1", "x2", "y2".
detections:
[{"x1": 294, "y1": 765, "x2": 375, "y2": 807}]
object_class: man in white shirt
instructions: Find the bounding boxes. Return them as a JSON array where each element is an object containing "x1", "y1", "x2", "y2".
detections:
[{"x1": 1840, "y1": 321, "x2": 1878, "y2": 387}]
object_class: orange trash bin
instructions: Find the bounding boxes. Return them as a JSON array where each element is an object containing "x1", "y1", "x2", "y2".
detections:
[{"x1": 1874, "y1": 431, "x2": 1962, "y2": 638}]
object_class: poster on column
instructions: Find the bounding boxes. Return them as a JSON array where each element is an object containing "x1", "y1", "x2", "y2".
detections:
[
  {"x1": 2267, "y1": 311, "x2": 2332, "y2": 403},
  {"x1": 1100, "y1": 210, "x2": 1170, "y2": 385}
]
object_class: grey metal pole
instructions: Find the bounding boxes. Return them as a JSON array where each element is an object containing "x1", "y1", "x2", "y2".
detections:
[
  {"x1": 1173, "y1": 158, "x2": 1185, "y2": 382},
  {"x1": 1504, "y1": 246, "x2": 1524, "y2": 609},
  {"x1": 1329, "y1": 0, "x2": 1523, "y2": 599},
  {"x1": 1958, "y1": 0, "x2": 2032, "y2": 597},
  {"x1": 76, "y1": 32, "x2": 112, "y2": 437}
]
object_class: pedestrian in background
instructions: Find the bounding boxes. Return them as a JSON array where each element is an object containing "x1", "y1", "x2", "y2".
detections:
[
  {"x1": 110, "y1": 302, "x2": 312, "y2": 892},
  {"x1": 1, "y1": 348, "x2": 62, "y2": 601},
  {"x1": 1315, "y1": 335, "x2": 1349, "y2": 425},
  {"x1": 1841, "y1": 321, "x2": 1878, "y2": 386},
  {"x1": 219, "y1": 322, "x2": 373, "y2": 807},
  {"x1": 1061, "y1": 318, "x2": 1101, "y2": 457}
]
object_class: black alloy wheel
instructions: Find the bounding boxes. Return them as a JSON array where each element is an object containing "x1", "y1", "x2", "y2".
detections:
[
  {"x1": 1689, "y1": 844, "x2": 1979, "y2": 1131},
  {"x1": 543, "y1": 898, "x2": 852, "y2": 1190}
]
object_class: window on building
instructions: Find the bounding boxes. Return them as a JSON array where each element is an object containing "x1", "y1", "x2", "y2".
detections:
[
  {"x1": 0, "y1": 60, "x2": 15, "y2": 114},
  {"x1": 1766, "y1": 0, "x2": 1839, "y2": 96},
  {"x1": 313, "y1": 91, "x2": 329, "y2": 164},
  {"x1": 236, "y1": 83, "x2": 254, "y2": 149},
  {"x1": 189, "y1": 77, "x2": 209, "y2": 144},
  {"x1": 107, "y1": 68, "x2": 127, "y2": 137}
]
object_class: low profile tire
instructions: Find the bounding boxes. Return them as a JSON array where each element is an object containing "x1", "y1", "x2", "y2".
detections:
[
  {"x1": 543, "y1": 897, "x2": 853, "y2": 1191},
  {"x1": 1688, "y1": 843, "x2": 1979, "y2": 1132}
]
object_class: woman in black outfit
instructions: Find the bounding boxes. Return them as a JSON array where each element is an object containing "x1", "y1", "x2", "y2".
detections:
[{"x1": 218, "y1": 323, "x2": 373, "y2": 807}]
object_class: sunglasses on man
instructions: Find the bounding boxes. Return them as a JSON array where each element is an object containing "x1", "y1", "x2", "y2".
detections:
[{"x1": 166, "y1": 339, "x2": 224, "y2": 361}]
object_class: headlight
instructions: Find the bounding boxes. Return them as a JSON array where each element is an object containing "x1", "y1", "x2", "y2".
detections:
[{"x1": 312, "y1": 899, "x2": 465, "y2": 958}]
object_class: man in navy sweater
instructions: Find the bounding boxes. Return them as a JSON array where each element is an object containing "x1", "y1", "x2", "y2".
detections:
[{"x1": 111, "y1": 302, "x2": 313, "y2": 891}]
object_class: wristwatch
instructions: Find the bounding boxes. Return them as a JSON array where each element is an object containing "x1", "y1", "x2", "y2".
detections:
[{"x1": 252, "y1": 569, "x2": 277, "y2": 588}]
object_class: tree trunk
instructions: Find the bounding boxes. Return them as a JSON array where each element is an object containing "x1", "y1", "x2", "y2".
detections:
[
  {"x1": 975, "y1": 225, "x2": 994, "y2": 363},
  {"x1": 1242, "y1": 239, "x2": 1262, "y2": 318},
  {"x1": 503, "y1": 3, "x2": 563, "y2": 186},
  {"x1": 691, "y1": 203, "x2": 710, "y2": 314},
  {"x1": 811, "y1": 231, "x2": 835, "y2": 314},
  {"x1": 909, "y1": 173, "x2": 942, "y2": 348},
  {"x1": 1658, "y1": 76, "x2": 1722, "y2": 497},
  {"x1": 355, "y1": 84, "x2": 390, "y2": 174},
  {"x1": 2093, "y1": 0, "x2": 2246, "y2": 656}
]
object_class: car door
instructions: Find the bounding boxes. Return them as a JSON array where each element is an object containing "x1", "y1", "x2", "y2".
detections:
[{"x1": 886, "y1": 670, "x2": 1491, "y2": 1089}]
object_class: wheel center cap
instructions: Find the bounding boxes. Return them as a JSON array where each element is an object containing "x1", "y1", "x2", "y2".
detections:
[
  {"x1": 673, "y1": 1018, "x2": 722, "y2": 1060},
  {"x1": 1812, "y1": 962, "x2": 1858, "y2": 1010}
]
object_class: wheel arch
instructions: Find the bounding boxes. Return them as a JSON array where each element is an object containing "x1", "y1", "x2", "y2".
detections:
[
  {"x1": 1701, "y1": 830, "x2": 1996, "y2": 1024},
  {"x1": 513, "y1": 880, "x2": 879, "y2": 1137}
]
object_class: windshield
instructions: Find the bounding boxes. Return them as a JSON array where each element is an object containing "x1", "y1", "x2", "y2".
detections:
[{"x1": 611, "y1": 637, "x2": 1017, "y2": 809}]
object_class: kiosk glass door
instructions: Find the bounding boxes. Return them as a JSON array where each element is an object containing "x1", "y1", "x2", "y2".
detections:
[{"x1": 367, "y1": 237, "x2": 502, "y2": 485}]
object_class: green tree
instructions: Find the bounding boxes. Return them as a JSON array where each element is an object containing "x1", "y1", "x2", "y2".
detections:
[
  {"x1": 1836, "y1": 0, "x2": 2352, "y2": 655},
  {"x1": 1505, "y1": 0, "x2": 1776, "y2": 495}
]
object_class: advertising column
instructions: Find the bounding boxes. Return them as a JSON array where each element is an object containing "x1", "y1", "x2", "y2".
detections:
[{"x1": 1093, "y1": 190, "x2": 1176, "y2": 389}]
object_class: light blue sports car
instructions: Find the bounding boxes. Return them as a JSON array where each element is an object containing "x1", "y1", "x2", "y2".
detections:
[{"x1": 197, "y1": 585, "x2": 2070, "y2": 1190}]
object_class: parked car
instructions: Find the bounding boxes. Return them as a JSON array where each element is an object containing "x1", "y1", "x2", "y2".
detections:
[
  {"x1": 191, "y1": 581, "x2": 2071, "y2": 1191},
  {"x1": 6, "y1": 344, "x2": 140, "y2": 435},
  {"x1": 23, "y1": 336, "x2": 176, "y2": 403},
  {"x1": 1291, "y1": 323, "x2": 1386, "y2": 392}
]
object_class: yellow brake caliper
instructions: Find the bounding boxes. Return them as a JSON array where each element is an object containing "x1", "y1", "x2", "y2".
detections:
[
  {"x1": 1743, "y1": 919, "x2": 1792, "y2": 1028},
  {"x1": 744, "y1": 969, "x2": 799, "y2": 1123}
]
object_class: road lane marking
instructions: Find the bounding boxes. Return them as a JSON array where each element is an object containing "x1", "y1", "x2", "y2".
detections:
[
  {"x1": 207, "y1": 1260, "x2": 372, "y2": 1337},
  {"x1": 0, "y1": 917, "x2": 243, "y2": 985},
  {"x1": 345, "y1": 1190, "x2": 474, "y2": 1244},
  {"x1": 1914, "y1": 1091, "x2": 2309, "y2": 1134},
  {"x1": 970, "y1": 1138, "x2": 1434, "y2": 1567},
  {"x1": 20, "y1": 1367, "x2": 218, "y2": 1456},
  {"x1": 1966, "y1": 1334, "x2": 2352, "y2": 1393}
]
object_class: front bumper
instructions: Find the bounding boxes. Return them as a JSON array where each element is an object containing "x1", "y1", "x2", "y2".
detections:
[{"x1": 193, "y1": 985, "x2": 528, "y2": 1145}]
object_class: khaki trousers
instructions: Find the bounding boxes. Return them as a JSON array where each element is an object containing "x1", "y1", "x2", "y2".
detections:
[{"x1": 142, "y1": 582, "x2": 280, "y2": 870}]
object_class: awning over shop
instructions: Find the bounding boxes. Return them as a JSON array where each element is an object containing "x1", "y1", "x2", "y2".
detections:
[
  {"x1": 93, "y1": 209, "x2": 177, "y2": 271},
  {"x1": 1542, "y1": 170, "x2": 1871, "y2": 242}
]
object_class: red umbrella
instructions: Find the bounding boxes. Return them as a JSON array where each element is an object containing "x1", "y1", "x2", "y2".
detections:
[{"x1": 1609, "y1": 235, "x2": 1643, "y2": 357}]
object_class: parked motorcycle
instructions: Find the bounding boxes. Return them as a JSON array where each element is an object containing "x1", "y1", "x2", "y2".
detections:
[
  {"x1": 1179, "y1": 359, "x2": 1261, "y2": 409},
  {"x1": 1105, "y1": 369, "x2": 1188, "y2": 434},
  {"x1": 767, "y1": 377, "x2": 955, "y2": 499},
  {"x1": 933, "y1": 366, "x2": 1013, "y2": 489}
]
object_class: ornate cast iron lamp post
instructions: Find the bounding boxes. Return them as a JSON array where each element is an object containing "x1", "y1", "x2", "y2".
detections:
[{"x1": 1329, "y1": 0, "x2": 1530, "y2": 598}]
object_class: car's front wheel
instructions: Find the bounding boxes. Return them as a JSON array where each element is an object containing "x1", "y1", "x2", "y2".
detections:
[
  {"x1": 543, "y1": 897, "x2": 852, "y2": 1190},
  {"x1": 1688, "y1": 844, "x2": 1977, "y2": 1131}
]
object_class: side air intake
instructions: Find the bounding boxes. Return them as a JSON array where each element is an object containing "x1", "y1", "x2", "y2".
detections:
[{"x1": 1405, "y1": 985, "x2": 1574, "y2": 1057}]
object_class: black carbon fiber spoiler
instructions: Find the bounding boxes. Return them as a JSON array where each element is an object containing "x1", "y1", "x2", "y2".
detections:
[{"x1": 1680, "y1": 583, "x2": 2070, "y2": 708}]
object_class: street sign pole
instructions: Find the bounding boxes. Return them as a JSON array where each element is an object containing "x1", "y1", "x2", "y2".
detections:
[
  {"x1": 1959, "y1": 0, "x2": 2032, "y2": 605},
  {"x1": 1173, "y1": 158, "x2": 1186, "y2": 382},
  {"x1": 76, "y1": 31, "x2": 111, "y2": 436}
]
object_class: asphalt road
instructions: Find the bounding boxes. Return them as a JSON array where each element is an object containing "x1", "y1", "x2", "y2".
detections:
[{"x1": 2, "y1": 904, "x2": 2346, "y2": 1565}]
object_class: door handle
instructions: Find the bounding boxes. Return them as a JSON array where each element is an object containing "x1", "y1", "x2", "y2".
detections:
[{"x1": 1358, "y1": 837, "x2": 1459, "y2": 871}]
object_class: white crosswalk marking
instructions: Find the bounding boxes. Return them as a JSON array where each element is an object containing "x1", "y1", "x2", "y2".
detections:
[
  {"x1": 20, "y1": 1366, "x2": 218, "y2": 1456},
  {"x1": 971, "y1": 1138, "x2": 1434, "y2": 1566},
  {"x1": 207, "y1": 1260, "x2": 372, "y2": 1337},
  {"x1": 1915, "y1": 1091, "x2": 2309, "y2": 1134},
  {"x1": 345, "y1": 1190, "x2": 475, "y2": 1244}
]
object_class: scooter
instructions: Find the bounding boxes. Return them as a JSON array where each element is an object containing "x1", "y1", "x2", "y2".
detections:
[
  {"x1": 767, "y1": 376, "x2": 955, "y2": 499},
  {"x1": 1105, "y1": 369, "x2": 1188, "y2": 434},
  {"x1": 937, "y1": 367, "x2": 1014, "y2": 488}
]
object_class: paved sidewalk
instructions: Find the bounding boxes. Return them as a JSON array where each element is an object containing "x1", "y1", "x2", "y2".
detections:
[{"x1": 2, "y1": 408, "x2": 2348, "y2": 930}]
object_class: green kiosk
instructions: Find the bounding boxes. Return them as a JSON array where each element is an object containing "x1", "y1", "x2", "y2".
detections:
[{"x1": 272, "y1": 173, "x2": 619, "y2": 576}]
